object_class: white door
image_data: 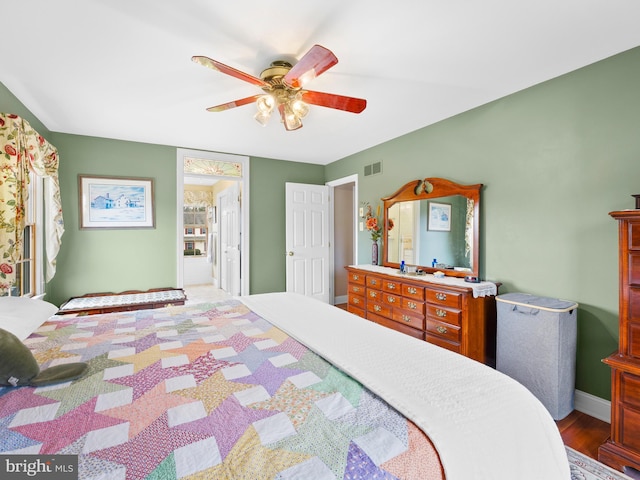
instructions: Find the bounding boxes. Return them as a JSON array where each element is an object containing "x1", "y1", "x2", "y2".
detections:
[
  {"x1": 285, "y1": 183, "x2": 331, "y2": 303},
  {"x1": 218, "y1": 183, "x2": 241, "y2": 296}
]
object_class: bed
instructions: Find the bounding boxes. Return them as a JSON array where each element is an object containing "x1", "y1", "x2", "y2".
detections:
[{"x1": 0, "y1": 293, "x2": 570, "y2": 479}]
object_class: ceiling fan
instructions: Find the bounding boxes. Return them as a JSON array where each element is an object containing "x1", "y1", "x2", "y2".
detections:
[{"x1": 192, "y1": 45, "x2": 367, "y2": 131}]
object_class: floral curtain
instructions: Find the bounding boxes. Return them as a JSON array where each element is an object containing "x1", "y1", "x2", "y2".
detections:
[
  {"x1": 0, "y1": 113, "x2": 64, "y2": 294},
  {"x1": 183, "y1": 188, "x2": 214, "y2": 207}
]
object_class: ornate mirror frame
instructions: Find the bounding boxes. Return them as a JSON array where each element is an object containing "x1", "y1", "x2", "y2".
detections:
[{"x1": 382, "y1": 177, "x2": 481, "y2": 278}]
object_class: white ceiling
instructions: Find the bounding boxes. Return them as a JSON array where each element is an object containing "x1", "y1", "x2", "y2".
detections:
[{"x1": 2, "y1": 1, "x2": 639, "y2": 165}]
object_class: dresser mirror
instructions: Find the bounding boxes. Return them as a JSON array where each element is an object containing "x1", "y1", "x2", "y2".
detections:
[{"x1": 382, "y1": 178, "x2": 481, "y2": 278}]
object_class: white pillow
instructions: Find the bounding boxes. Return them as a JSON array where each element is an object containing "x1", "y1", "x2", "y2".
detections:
[{"x1": 0, "y1": 296, "x2": 59, "y2": 340}]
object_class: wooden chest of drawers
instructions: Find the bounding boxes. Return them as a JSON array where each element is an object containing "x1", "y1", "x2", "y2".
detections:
[
  {"x1": 346, "y1": 266, "x2": 497, "y2": 364},
  {"x1": 599, "y1": 211, "x2": 640, "y2": 473}
]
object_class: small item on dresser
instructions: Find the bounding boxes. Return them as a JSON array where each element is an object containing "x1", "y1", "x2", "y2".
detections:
[
  {"x1": 432, "y1": 258, "x2": 437, "y2": 268},
  {"x1": 633, "y1": 194, "x2": 640, "y2": 209},
  {"x1": 400, "y1": 260, "x2": 405, "y2": 273},
  {"x1": 433, "y1": 271, "x2": 445, "y2": 279},
  {"x1": 465, "y1": 275, "x2": 481, "y2": 283}
]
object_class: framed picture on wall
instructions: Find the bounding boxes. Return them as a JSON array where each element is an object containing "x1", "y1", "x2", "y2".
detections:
[
  {"x1": 79, "y1": 175, "x2": 155, "y2": 229},
  {"x1": 428, "y1": 202, "x2": 451, "y2": 231}
]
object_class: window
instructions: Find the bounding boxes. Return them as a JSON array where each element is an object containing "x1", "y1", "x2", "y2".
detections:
[
  {"x1": 185, "y1": 228, "x2": 194, "y2": 235},
  {"x1": 8, "y1": 173, "x2": 41, "y2": 297},
  {"x1": 10, "y1": 226, "x2": 35, "y2": 296},
  {"x1": 185, "y1": 242, "x2": 194, "y2": 250}
]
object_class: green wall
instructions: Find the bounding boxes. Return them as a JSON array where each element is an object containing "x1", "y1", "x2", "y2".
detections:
[
  {"x1": 249, "y1": 157, "x2": 325, "y2": 294},
  {"x1": 46, "y1": 133, "x2": 178, "y2": 306},
  {"x1": 326, "y1": 46, "x2": 640, "y2": 399}
]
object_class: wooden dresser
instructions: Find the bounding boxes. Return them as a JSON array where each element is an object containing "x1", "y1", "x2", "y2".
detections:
[
  {"x1": 599, "y1": 210, "x2": 640, "y2": 474},
  {"x1": 346, "y1": 265, "x2": 498, "y2": 365}
]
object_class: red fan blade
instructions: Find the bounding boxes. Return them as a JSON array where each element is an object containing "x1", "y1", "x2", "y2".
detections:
[
  {"x1": 192, "y1": 56, "x2": 269, "y2": 88},
  {"x1": 206, "y1": 95, "x2": 261, "y2": 112},
  {"x1": 302, "y1": 90, "x2": 367, "y2": 113},
  {"x1": 283, "y1": 45, "x2": 338, "y2": 89}
]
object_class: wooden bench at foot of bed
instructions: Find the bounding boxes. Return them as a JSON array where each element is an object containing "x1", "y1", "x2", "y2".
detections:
[{"x1": 57, "y1": 287, "x2": 187, "y2": 315}]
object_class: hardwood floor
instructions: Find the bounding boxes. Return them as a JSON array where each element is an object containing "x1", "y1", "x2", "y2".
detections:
[
  {"x1": 334, "y1": 304, "x2": 612, "y2": 464},
  {"x1": 558, "y1": 410, "x2": 610, "y2": 461}
]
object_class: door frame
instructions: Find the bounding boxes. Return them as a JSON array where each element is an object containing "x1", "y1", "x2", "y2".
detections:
[
  {"x1": 326, "y1": 174, "x2": 359, "y2": 305},
  {"x1": 176, "y1": 148, "x2": 250, "y2": 296}
]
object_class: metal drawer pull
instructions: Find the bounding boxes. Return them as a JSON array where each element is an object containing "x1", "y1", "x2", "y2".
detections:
[
  {"x1": 387, "y1": 296, "x2": 396, "y2": 303},
  {"x1": 402, "y1": 315, "x2": 411, "y2": 323},
  {"x1": 371, "y1": 279, "x2": 377, "y2": 285},
  {"x1": 353, "y1": 287, "x2": 360, "y2": 292},
  {"x1": 436, "y1": 325, "x2": 448, "y2": 334},
  {"x1": 374, "y1": 305, "x2": 382, "y2": 312},
  {"x1": 370, "y1": 291, "x2": 377, "y2": 298},
  {"x1": 353, "y1": 275, "x2": 359, "y2": 280},
  {"x1": 435, "y1": 309, "x2": 447, "y2": 317},
  {"x1": 353, "y1": 298, "x2": 360, "y2": 304},
  {"x1": 407, "y1": 287, "x2": 417, "y2": 294},
  {"x1": 435, "y1": 293, "x2": 447, "y2": 301},
  {"x1": 387, "y1": 283, "x2": 397, "y2": 289},
  {"x1": 408, "y1": 302, "x2": 417, "y2": 310}
]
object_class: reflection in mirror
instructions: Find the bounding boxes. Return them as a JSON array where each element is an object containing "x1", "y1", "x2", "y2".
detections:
[
  {"x1": 387, "y1": 195, "x2": 473, "y2": 269},
  {"x1": 382, "y1": 178, "x2": 481, "y2": 278}
]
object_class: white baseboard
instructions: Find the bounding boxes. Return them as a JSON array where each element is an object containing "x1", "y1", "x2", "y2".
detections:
[
  {"x1": 334, "y1": 295, "x2": 348, "y2": 305},
  {"x1": 574, "y1": 389, "x2": 611, "y2": 423}
]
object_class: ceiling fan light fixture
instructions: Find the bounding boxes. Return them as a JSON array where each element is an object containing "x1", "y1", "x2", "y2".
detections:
[
  {"x1": 280, "y1": 103, "x2": 303, "y2": 131},
  {"x1": 256, "y1": 94, "x2": 275, "y2": 114},
  {"x1": 254, "y1": 110, "x2": 272, "y2": 127},
  {"x1": 194, "y1": 44, "x2": 366, "y2": 132},
  {"x1": 291, "y1": 95, "x2": 309, "y2": 118}
]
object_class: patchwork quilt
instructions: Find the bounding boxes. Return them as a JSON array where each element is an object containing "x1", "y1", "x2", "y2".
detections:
[{"x1": 0, "y1": 299, "x2": 442, "y2": 480}]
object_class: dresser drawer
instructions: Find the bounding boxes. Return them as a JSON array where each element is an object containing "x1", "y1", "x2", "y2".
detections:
[
  {"x1": 426, "y1": 288, "x2": 462, "y2": 309},
  {"x1": 622, "y1": 371, "x2": 640, "y2": 409},
  {"x1": 630, "y1": 222, "x2": 640, "y2": 250},
  {"x1": 348, "y1": 271, "x2": 366, "y2": 285},
  {"x1": 348, "y1": 293, "x2": 366, "y2": 310},
  {"x1": 367, "y1": 275, "x2": 383, "y2": 289},
  {"x1": 392, "y1": 310, "x2": 425, "y2": 330},
  {"x1": 382, "y1": 279, "x2": 401, "y2": 293},
  {"x1": 347, "y1": 304, "x2": 365, "y2": 318},
  {"x1": 631, "y1": 288, "x2": 640, "y2": 359},
  {"x1": 402, "y1": 298, "x2": 425, "y2": 315},
  {"x1": 367, "y1": 288, "x2": 382, "y2": 301},
  {"x1": 373, "y1": 314, "x2": 424, "y2": 340},
  {"x1": 367, "y1": 301, "x2": 392, "y2": 318},
  {"x1": 348, "y1": 283, "x2": 365, "y2": 296},
  {"x1": 426, "y1": 334, "x2": 461, "y2": 354},
  {"x1": 402, "y1": 284, "x2": 425, "y2": 301},
  {"x1": 631, "y1": 253, "x2": 640, "y2": 286},
  {"x1": 383, "y1": 292, "x2": 402, "y2": 307},
  {"x1": 426, "y1": 304, "x2": 461, "y2": 326},
  {"x1": 620, "y1": 405, "x2": 640, "y2": 452},
  {"x1": 426, "y1": 318, "x2": 461, "y2": 343}
]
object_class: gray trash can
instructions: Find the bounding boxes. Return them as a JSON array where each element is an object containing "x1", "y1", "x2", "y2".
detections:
[{"x1": 496, "y1": 292, "x2": 578, "y2": 420}]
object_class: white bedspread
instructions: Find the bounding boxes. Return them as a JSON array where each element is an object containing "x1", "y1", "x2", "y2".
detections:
[{"x1": 241, "y1": 292, "x2": 570, "y2": 480}]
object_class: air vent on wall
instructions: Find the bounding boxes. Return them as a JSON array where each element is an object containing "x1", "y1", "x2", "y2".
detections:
[{"x1": 364, "y1": 161, "x2": 382, "y2": 177}]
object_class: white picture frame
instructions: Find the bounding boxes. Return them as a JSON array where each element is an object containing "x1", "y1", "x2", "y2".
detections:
[
  {"x1": 428, "y1": 202, "x2": 451, "y2": 232},
  {"x1": 79, "y1": 175, "x2": 155, "y2": 229}
]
